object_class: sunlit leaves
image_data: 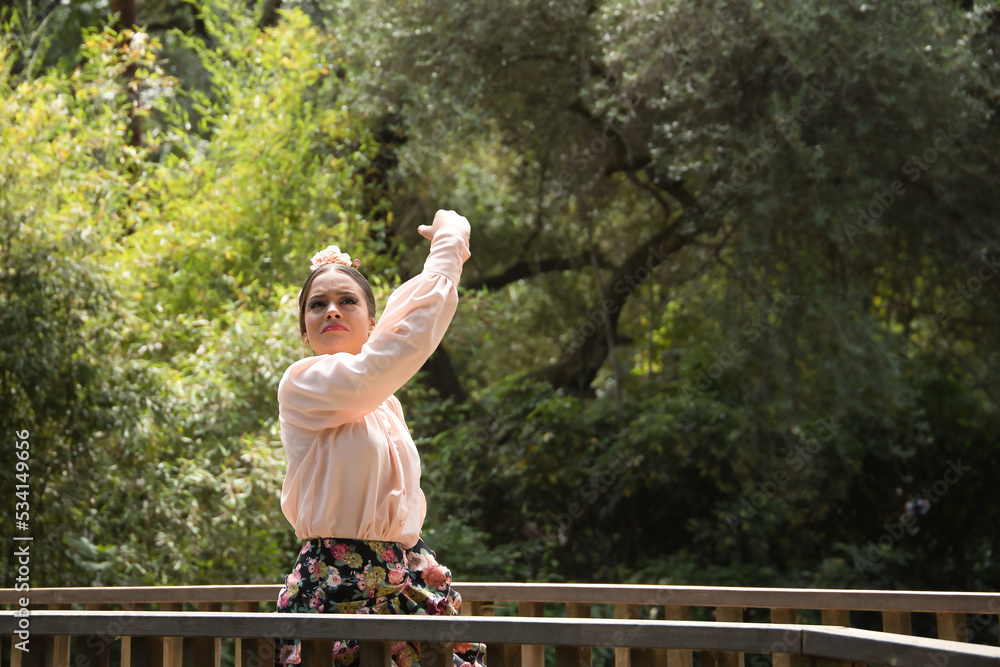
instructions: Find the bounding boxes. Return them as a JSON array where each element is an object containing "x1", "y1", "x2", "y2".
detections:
[{"x1": 0, "y1": 1, "x2": 384, "y2": 586}]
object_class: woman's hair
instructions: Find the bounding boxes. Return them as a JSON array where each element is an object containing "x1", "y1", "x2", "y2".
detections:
[{"x1": 297, "y1": 264, "x2": 377, "y2": 339}]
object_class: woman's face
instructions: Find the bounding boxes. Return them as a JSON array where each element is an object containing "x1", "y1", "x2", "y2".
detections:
[{"x1": 303, "y1": 268, "x2": 376, "y2": 356}]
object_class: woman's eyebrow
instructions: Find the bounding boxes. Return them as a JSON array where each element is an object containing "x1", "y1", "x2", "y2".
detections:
[{"x1": 311, "y1": 288, "x2": 360, "y2": 299}]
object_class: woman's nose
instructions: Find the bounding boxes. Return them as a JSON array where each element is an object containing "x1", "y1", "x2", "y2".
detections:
[{"x1": 326, "y1": 305, "x2": 341, "y2": 318}]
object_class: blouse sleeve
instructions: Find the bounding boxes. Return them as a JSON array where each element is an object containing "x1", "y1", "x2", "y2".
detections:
[{"x1": 278, "y1": 230, "x2": 470, "y2": 430}]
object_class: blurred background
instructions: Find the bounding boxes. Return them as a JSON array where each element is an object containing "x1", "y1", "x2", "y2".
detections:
[{"x1": 1, "y1": 0, "x2": 998, "y2": 595}]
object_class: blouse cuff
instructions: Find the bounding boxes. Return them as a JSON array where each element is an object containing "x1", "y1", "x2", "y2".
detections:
[{"x1": 422, "y1": 230, "x2": 471, "y2": 283}]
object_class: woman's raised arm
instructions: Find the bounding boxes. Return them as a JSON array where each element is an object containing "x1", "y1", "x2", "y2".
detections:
[{"x1": 278, "y1": 212, "x2": 470, "y2": 430}]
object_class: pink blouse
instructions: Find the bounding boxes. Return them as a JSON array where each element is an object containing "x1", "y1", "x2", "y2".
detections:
[{"x1": 277, "y1": 231, "x2": 470, "y2": 548}]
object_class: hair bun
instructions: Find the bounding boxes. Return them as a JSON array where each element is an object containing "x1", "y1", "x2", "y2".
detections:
[{"x1": 309, "y1": 245, "x2": 357, "y2": 271}]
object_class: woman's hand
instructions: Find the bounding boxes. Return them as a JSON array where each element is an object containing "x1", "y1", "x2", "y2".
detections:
[{"x1": 418, "y1": 209, "x2": 471, "y2": 243}]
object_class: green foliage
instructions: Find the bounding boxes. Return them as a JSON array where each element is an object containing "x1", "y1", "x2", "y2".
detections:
[
  {"x1": 0, "y1": 1, "x2": 384, "y2": 585},
  {"x1": 129, "y1": 2, "x2": 383, "y2": 330},
  {"x1": 101, "y1": 2, "x2": 388, "y2": 583},
  {"x1": 0, "y1": 21, "x2": 168, "y2": 584},
  {"x1": 350, "y1": 0, "x2": 1000, "y2": 590}
]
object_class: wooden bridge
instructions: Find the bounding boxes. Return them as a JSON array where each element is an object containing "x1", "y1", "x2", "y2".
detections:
[{"x1": 2, "y1": 583, "x2": 1000, "y2": 667}]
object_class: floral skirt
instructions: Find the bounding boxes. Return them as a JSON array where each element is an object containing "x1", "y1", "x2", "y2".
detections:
[{"x1": 274, "y1": 537, "x2": 486, "y2": 667}]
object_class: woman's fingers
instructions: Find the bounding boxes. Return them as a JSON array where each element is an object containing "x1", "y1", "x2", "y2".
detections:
[
  {"x1": 419, "y1": 210, "x2": 470, "y2": 242},
  {"x1": 433, "y1": 209, "x2": 471, "y2": 236}
]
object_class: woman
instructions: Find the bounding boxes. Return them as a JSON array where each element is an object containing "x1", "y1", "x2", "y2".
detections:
[{"x1": 274, "y1": 210, "x2": 486, "y2": 667}]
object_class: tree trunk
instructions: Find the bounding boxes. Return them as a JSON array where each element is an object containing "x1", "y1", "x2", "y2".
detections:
[
  {"x1": 111, "y1": 0, "x2": 140, "y2": 148},
  {"x1": 534, "y1": 215, "x2": 699, "y2": 392},
  {"x1": 419, "y1": 346, "x2": 467, "y2": 403},
  {"x1": 260, "y1": 0, "x2": 283, "y2": 28},
  {"x1": 110, "y1": 0, "x2": 136, "y2": 28}
]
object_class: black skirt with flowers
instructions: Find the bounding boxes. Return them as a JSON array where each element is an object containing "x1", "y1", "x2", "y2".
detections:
[{"x1": 274, "y1": 537, "x2": 486, "y2": 667}]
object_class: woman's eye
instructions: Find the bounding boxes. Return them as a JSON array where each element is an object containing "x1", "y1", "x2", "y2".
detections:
[
  {"x1": 309, "y1": 301, "x2": 324, "y2": 309},
  {"x1": 342, "y1": 298, "x2": 357, "y2": 305}
]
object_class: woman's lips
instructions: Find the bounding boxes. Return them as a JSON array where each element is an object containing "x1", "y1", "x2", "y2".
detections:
[{"x1": 322, "y1": 323, "x2": 348, "y2": 333}]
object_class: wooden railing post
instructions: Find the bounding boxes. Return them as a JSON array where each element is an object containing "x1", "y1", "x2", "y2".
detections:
[
  {"x1": 11, "y1": 633, "x2": 27, "y2": 667},
  {"x1": 159, "y1": 602, "x2": 183, "y2": 667},
  {"x1": 234, "y1": 602, "x2": 271, "y2": 667},
  {"x1": 124, "y1": 602, "x2": 168, "y2": 667},
  {"x1": 300, "y1": 639, "x2": 335, "y2": 667},
  {"x1": 769, "y1": 608, "x2": 795, "y2": 667},
  {"x1": 359, "y1": 640, "x2": 392, "y2": 667},
  {"x1": 555, "y1": 602, "x2": 591, "y2": 667},
  {"x1": 192, "y1": 602, "x2": 221, "y2": 667},
  {"x1": 882, "y1": 611, "x2": 912, "y2": 635},
  {"x1": 41, "y1": 603, "x2": 70, "y2": 667},
  {"x1": 705, "y1": 607, "x2": 743, "y2": 667},
  {"x1": 494, "y1": 643, "x2": 523, "y2": 667},
  {"x1": 120, "y1": 602, "x2": 137, "y2": 667},
  {"x1": 663, "y1": 606, "x2": 692, "y2": 667},
  {"x1": 11, "y1": 634, "x2": 36, "y2": 667},
  {"x1": 631, "y1": 602, "x2": 669, "y2": 667},
  {"x1": 821, "y1": 609, "x2": 852, "y2": 667},
  {"x1": 520, "y1": 601, "x2": 544, "y2": 667},
  {"x1": 630, "y1": 649, "x2": 667, "y2": 667},
  {"x1": 423, "y1": 642, "x2": 455, "y2": 667},
  {"x1": 74, "y1": 603, "x2": 111, "y2": 667},
  {"x1": 937, "y1": 612, "x2": 968, "y2": 642},
  {"x1": 614, "y1": 603, "x2": 640, "y2": 667}
]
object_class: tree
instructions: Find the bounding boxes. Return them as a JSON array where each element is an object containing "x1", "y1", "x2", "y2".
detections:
[
  {"x1": 325, "y1": 0, "x2": 1000, "y2": 588},
  {"x1": 0, "y1": 19, "x2": 167, "y2": 585},
  {"x1": 0, "y1": 1, "x2": 385, "y2": 585}
]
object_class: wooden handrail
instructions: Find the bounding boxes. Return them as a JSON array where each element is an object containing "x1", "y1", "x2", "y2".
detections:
[
  {"x1": 2, "y1": 610, "x2": 1000, "y2": 667},
  {"x1": 1, "y1": 583, "x2": 998, "y2": 613}
]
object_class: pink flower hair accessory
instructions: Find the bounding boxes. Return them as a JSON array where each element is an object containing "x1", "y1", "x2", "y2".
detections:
[{"x1": 309, "y1": 245, "x2": 362, "y2": 271}]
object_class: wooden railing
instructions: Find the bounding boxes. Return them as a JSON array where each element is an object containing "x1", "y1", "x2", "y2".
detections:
[{"x1": 2, "y1": 584, "x2": 999, "y2": 667}]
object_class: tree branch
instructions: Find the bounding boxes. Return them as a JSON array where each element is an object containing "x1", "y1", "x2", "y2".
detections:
[
  {"x1": 533, "y1": 214, "x2": 701, "y2": 392},
  {"x1": 417, "y1": 345, "x2": 466, "y2": 403},
  {"x1": 626, "y1": 170, "x2": 676, "y2": 218},
  {"x1": 463, "y1": 252, "x2": 605, "y2": 292}
]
